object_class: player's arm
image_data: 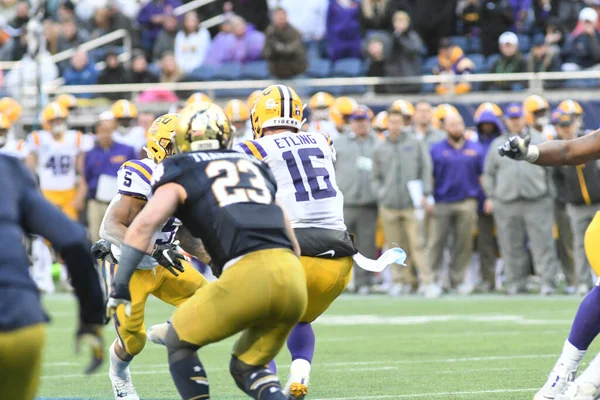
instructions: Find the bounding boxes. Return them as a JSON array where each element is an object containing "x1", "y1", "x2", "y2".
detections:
[
  {"x1": 109, "y1": 183, "x2": 186, "y2": 312},
  {"x1": 176, "y1": 224, "x2": 211, "y2": 264},
  {"x1": 499, "y1": 129, "x2": 600, "y2": 166},
  {"x1": 101, "y1": 194, "x2": 147, "y2": 247}
]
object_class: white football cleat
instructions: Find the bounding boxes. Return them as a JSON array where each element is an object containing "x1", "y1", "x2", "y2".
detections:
[
  {"x1": 109, "y1": 366, "x2": 140, "y2": 400},
  {"x1": 556, "y1": 381, "x2": 600, "y2": 400},
  {"x1": 534, "y1": 363, "x2": 578, "y2": 400},
  {"x1": 147, "y1": 321, "x2": 170, "y2": 346},
  {"x1": 283, "y1": 359, "x2": 311, "y2": 399}
]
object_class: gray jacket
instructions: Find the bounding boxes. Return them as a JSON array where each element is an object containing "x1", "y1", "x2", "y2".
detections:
[
  {"x1": 408, "y1": 125, "x2": 447, "y2": 148},
  {"x1": 334, "y1": 131, "x2": 378, "y2": 207},
  {"x1": 483, "y1": 130, "x2": 552, "y2": 202},
  {"x1": 372, "y1": 133, "x2": 433, "y2": 209}
]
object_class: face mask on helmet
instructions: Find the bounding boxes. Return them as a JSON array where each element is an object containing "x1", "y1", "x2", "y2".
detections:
[
  {"x1": 50, "y1": 120, "x2": 67, "y2": 135},
  {"x1": 117, "y1": 118, "x2": 133, "y2": 133},
  {"x1": 536, "y1": 116, "x2": 550, "y2": 126},
  {"x1": 311, "y1": 108, "x2": 330, "y2": 121}
]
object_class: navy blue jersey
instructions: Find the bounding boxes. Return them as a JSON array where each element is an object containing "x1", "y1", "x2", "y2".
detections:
[
  {"x1": 152, "y1": 150, "x2": 292, "y2": 275},
  {"x1": 0, "y1": 155, "x2": 104, "y2": 330}
]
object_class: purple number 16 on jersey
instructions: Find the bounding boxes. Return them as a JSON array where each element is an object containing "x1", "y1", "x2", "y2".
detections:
[{"x1": 282, "y1": 147, "x2": 337, "y2": 202}]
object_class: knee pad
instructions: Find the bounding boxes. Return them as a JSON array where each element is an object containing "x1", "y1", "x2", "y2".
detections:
[
  {"x1": 164, "y1": 324, "x2": 199, "y2": 364},
  {"x1": 230, "y1": 356, "x2": 285, "y2": 399}
]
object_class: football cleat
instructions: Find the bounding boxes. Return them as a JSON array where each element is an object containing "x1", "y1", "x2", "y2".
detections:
[
  {"x1": 109, "y1": 366, "x2": 140, "y2": 400},
  {"x1": 534, "y1": 363, "x2": 578, "y2": 400},
  {"x1": 146, "y1": 321, "x2": 170, "y2": 346},
  {"x1": 556, "y1": 381, "x2": 600, "y2": 400},
  {"x1": 284, "y1": 359, "x2": 311, "y2": 399}
]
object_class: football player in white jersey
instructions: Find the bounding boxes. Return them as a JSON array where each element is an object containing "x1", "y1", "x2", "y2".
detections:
[
  {"x1": 27, "y1": 102, "x2": 90, "y2": 221},
  {"x1": 111, "y1": 99, "x2": 147, "y2": 156},
  {"x1": 224, "y1": 98, "x2": 254, "y2": 145},
  {"x1": 236, "y1": 85, "x2": 357, "y2": 399},
  {"x1": 304, "y1": 91, "x2": 340, "y2": 141},
  {"x1": 97, "y1": 114, "x2": 210, "y2": 400}
]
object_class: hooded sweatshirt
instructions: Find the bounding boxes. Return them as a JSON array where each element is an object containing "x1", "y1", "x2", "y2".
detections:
[{"x1": 475, "y1": 110, "x2": 503, "y2": 213}]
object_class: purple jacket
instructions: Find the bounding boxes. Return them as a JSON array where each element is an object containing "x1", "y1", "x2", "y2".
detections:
[
  {"x1": 137, "y1": 0, "x2": 182, "y2": 41},
  {"x1": 326, "y1": 0, "x2": 362, "y2": 61},
  {"x1": 205, "y1": 26, "x2": 265, "y2": 65}
]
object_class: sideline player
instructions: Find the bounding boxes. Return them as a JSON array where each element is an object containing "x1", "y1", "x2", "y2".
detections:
[
  {"x1": 235, "y1": 85, "x2": 357, "y2": 399},
  {"x1": 500, "y1": 122, "x2": 600, "y2": 399},
  {"x1": 97, "y1": 114, "x2": 209, "y2": 400},
  {"x1": 108, "y1": 102, "x2": 307, "y2": 400},
  {"x1": 0, "y1": 154, "x2": 105, "y2": 400}
]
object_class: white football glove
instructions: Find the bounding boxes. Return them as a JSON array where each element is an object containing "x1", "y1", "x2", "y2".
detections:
[{"x1": 498, "y1": 135, "x2": 539, "y2": 162}]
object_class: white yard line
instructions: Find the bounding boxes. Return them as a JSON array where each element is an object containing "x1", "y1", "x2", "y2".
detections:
[{"x1": 313, "y1": 387, "x2": 538, "y2": 399}]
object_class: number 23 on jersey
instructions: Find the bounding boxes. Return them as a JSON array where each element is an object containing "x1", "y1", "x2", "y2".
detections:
[{"x1": 206, "y1": 159, "x2": 271, "y2": 207}]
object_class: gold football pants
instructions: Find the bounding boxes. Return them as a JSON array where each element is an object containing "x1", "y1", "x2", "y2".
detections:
[{"x1": 585, "y1": 212, "x2": 600, "y2": 279}]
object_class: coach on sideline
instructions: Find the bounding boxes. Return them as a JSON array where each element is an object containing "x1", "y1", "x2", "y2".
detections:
[{"x1": 77, "y1": 112, "x2": 137, "y2": 242}]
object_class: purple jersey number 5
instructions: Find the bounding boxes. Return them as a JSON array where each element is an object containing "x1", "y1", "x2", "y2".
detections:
[{"x1": 282, "y1": 147, "x2": 336, "y2": 202}]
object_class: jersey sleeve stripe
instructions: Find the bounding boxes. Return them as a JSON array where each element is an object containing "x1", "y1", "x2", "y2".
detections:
[
  {"x1": 248, "y1": 141, "x2": 267, "y2": 158},
  {"x1": 32, "y1": 131, "x2": 40, "y2": 147},
  {"x1": 238, "y1": 142, "x2": 254, "y2": 157},
  {"x1": 123, "y1": 165, "x2": 151, "y2": 185},
  {"x1": 126, "y1": 159, "x2": 153, "y2": 175},
  {"x1": 241, "y1": 141, "x2": 265, "y2": 160},
  {"x1": 118, "y1": 189, "x2": 148, "y2": 200}
]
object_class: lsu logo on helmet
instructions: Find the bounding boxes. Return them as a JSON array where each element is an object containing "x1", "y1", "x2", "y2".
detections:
[
  {"x1": 251, "y1": 85, "x2": 304, "y2": 138},
  {"x1": 145, "y1": 113, "x2": 178, "y2": 163}
]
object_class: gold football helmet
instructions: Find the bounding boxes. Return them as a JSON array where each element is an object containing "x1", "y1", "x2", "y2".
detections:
[
  {"x1": 523, "y1": 95, "x2": 549, "y2": 126},
  {"x1": 186, "y1": 92, "x2": 213, "y2": 105},
  {"x1": 474, "y1": 102, "x2": 503, "y2": 121},
  {"x1": 558, "y1": 99, "x2": 583, "y2": 117},
  {"x1": 372, "y1": 111, "x2": 388, "y2": 132},
  {"x1": 309, "y1": 92, "x2": 335, "y2": 110},
  {"x1": 56, "y1": 94, "x2": 78, "y2": 113},
  {"x1": 42, "y1": 102, "x2": 69, "y2": 134},
  {"x1": 251, "y1": 84, "x2": 304, "y2": 138},
  {"x1": 0, "y1": 97, "x2": 22, "y2": 123},
  {"x1": 111, "y1": 99, "x2": 138, "y2": 119},
  {"x1": 145, "y1": 114, "x2": 178, "y2": 163},
  {"x1": 175, "y1": 102, "x2": 233, "y2": 153},
  {"x1": 224, "y1": 99, "x2": 250, "y2": 122}
]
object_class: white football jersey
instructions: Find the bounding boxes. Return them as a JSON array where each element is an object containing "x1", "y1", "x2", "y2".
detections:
[
  {"x1": 27, "y1": 130, "x2": 86, "y2": 191},
  {"x1": 113, "y1": 126, "x2": 147, "y2": 154},
  {"x1": 235, "y1": 131, "x2": 346, "y2": 231},
  {"x1": 0, "y1": 134, "x2": 29, "y2": 159},
  {"x1": 99, "y1": 158, "x2": 181, "y2": 269},
  {"x1": 306, "y1": 120, "x2": 340, "y2": 142}
]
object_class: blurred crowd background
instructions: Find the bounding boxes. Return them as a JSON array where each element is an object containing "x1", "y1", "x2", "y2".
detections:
[{"x1": 2, "y1": 0, "x2": 600, "y2": 297}]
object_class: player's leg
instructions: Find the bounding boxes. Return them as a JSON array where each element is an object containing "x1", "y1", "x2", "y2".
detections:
[
  {"x1": 0, "y1": 323, "x2": 46, "y2": 400},
  {"x1": 535, "y1": 212, "x2": 600, "y2": 400},
  {"x1": 284, "y1": 256, "x2": 353, "y2": 398},
  {"x1": 109, "y1": 266, "x2": 153, "y2": 400}
]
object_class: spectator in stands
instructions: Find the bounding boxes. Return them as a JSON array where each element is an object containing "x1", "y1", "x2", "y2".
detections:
[
  {"x1": 479, "y1": 0, "x2": 514, "y2": 57},
  {"x1": 43, "y1": 19, "x2": 60, "y2": 55},
  {"x1": 545, "y1": 17, "x2": 566, "y2": 53},
  {"x1": 359, "y1": 0, "x2": 410, "y2": 34},
  {"x1": 263, "y1": 7, "x2": 307, "y2": 79},
  {"x1": 277, "y1": 0, "x2": 328, "y2": 59},
  {"x1": 90, "y1": 6, "x2": 139, "y2": 49},
  {"x1": 97, "y1": 52, "x2": 131, "y2": 100},
  {"x1": 57, "y1": 0, "x2": 77, "y2": 23},
  {"x1": 63, "y1": 50, "x2": 98, "y2": 98},
  {"x1": 224, "y1": 0, "x2": 270, "y2": 31},
  {"x1": 130, "y1": 51, "x2": 159, "y2": 84},
  {"x1": 365, "y1": 36, "x2": 387, "y2": 93},
  {"x1": 206, "y1": 15, "x2": 264, "y2": 65},
  {"x1": 552, "y1": 111, "x2": 600, "y2": 293},
  {"x1": 428, "y1": 112, "x2": 482, "y2": 294},
  {"x1": 484, "y1": 31, "x2": 527, "y2": 91},
  {"x1": 528, "y1": 35, "x2": 562, "y2": 87},
  {"x1": 326, "y1": 0, "x2": 362, "y2": 61},
  {"x1": 558, "y1": 0, "x2": 586, "y2": 32},
  {"x1": 508, "y1": 0, "x2": 531, "y2": 32},
  {"x1": 9, "y1": 1, "x2": 28, "y2": 30},
  {"x1": 159, "y1": 51, "x2": 181, "y2": 82},
  {"x1": 0, "y1": 0, "x2": 17, "y2": 23},
  {"x1": 433, "y1": 37, "x2": 475, "y2": 95},
  {"x1": 412, "y1": 101, "x2": 447, "y2": 147},
  {"x1": 532, "y1": 0, "x2": 559, "y2": 35},
  {"x1": 562, "y1": 7, "x2": 600, "y2": 70},
  {"x1": 153, "y1": 12, "x2": 179, "y2": 62},
  {"x1": 335, "y1": 106, "x2": 379, "y2": 294},
  {"x1": 458, "y1": 0, "x2": 481, "y2": 36},
  {"x1": 372, "y1": 108, "x2": 438, "y2": 297},
  {"x1": 385, "y1": 11, "x2": 425, "y2": 93},
  {"x1": 474, "y1": 109, "x2": 503, "y2": 292},
  {"x1": 413, "y1": 0, "x2": 457, "y2": 56},
  {"x1": 80, "y1": 112, "x2": 137, "y2": 243},
  {"x1": 483, "y1": 103, "x2": 559, "y2": 295},
  {"x1": 57, "y1": 18, "x2": 88, "y2": 55},
  {"x1": 174, "y1": 11, "x2": 211, "y2": 74},
  {"x1": 137, "y1": 0, "x2": 182, "y2": 54}
]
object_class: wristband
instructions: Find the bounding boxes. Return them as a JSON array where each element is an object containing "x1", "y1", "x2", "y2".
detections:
[{"x1": 525, "y1": 144, "x2": 540, "y2": 163}]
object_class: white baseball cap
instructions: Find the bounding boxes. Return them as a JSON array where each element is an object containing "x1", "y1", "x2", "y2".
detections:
[
  {"x1": 580, "y1": 7, "x2": 598, "y2": 22},
  {"x1": 499, "y1": 31, "x2": 519, "y2": 46}
]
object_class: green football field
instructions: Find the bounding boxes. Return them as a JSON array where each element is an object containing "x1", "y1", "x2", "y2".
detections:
[{"x1": 37, "y1": 294, "x2": 600, "y2": 400}]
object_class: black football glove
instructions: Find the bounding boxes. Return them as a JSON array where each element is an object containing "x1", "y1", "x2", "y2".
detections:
[
  {"x1": 75, "y1": 323, "x2": 105, "y2": 375},
  {"x1": 498, "y1": 135, "x2": 538, "y2": 162},
  {"x1": 91, "y1": 239, "x2": 111, "y2": 260},
  {"x1": 151, "y1": 240, "x2": 186, "y2": 276}
]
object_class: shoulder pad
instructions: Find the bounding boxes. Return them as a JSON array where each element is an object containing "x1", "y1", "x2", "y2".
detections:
[{"x1": 118, "y1": 159, "x2": 154, "y2": 199}]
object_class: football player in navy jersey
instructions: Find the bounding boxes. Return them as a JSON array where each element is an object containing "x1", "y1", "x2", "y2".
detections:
[{"x1": 107, "y1": 102, "x2": 307, "y2": 400}]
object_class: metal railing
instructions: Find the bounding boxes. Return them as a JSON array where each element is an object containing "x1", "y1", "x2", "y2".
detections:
[
  {"x1": 0, "y1": 29, "x2": 132, "y2": 71},
  {"x1": 174, "y1": 0, "x2": 219, "y2": 16}
]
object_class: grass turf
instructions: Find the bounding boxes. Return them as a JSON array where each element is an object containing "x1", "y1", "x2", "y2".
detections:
[{"x1": 37, "y1": 294, "x2": 596, "y2": 399}]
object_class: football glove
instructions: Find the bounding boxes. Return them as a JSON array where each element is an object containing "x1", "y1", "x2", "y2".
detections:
[
  {"x1": 91, "y1": 239, "x2": 117, "y2": 263},
  {"x1": 498, "y1": 135, "x2": 539, "y2": 162},
  {"x1": 75, "y1": 323, "x2": 105, "y2": 375},
  {"x1": 151, "y1": 240, "x2": 186, "y2": 276}
]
